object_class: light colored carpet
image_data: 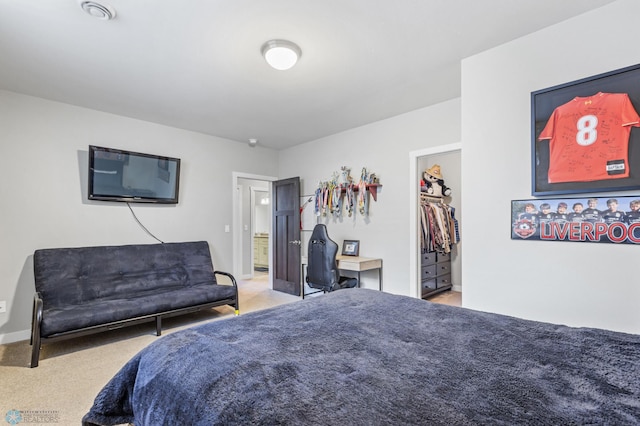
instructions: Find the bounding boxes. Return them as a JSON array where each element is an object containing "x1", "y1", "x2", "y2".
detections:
[
  {"x1": 0, "y1": 277, "x2": 460, "y2": 424},
  {"x1": 0, "y1": 277, "x2": 297, "y2": 424}
]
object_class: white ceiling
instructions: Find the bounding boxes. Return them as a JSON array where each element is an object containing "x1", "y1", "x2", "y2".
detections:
[{"x1": 0, "y1": 0, "x2": 615, "y2": 150}]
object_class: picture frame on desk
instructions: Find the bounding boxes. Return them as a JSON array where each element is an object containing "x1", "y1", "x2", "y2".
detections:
[{"x1": 342, "y1": 240, "x2": 360, "y2": 256}]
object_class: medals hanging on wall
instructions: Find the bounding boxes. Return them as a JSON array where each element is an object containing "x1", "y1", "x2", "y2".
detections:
[{"x1": 313, "y1": 165, "x2": 380, "y2": 219}]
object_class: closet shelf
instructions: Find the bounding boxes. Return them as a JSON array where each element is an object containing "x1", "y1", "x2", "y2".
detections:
[{"x1": 420, "y1": 192, "x2": 447, "y2": 203}]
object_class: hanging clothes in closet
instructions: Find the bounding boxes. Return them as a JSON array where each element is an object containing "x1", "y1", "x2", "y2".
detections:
[{"x1": 419, "y1": 194, "x2": 459, "y2": 254}]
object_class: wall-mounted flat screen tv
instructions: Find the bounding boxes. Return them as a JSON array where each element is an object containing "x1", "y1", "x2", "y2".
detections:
[{"x1": 88, "y1": 145, "x2": 181, "y2": 204}]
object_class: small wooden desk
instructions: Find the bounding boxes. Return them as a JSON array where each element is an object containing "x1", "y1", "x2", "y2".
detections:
[{"x1": 337, "y1": 255, "x2": 383, "y2": 291}]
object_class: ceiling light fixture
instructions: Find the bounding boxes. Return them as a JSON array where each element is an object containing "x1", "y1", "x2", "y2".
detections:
[
  {"x1": 261, "y1": 40, "x2": 302, "y2": 71},
  {"x1": 80, "y1": 1, "x2": 116, "y2": 20}
]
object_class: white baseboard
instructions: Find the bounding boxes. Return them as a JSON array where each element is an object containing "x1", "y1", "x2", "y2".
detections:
[
  {"x1": 452, "y1": 284, "x2": 462, "y2": 292},
  {"x1": 0, "y1": 329, "x2": 30, "y2": 345}
]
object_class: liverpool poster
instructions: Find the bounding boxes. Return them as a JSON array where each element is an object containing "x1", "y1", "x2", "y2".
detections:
[{"x1": 511, "y1": 196, "x2": 640, "y2": 244}]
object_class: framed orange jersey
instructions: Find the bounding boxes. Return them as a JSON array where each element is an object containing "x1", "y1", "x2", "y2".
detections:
[
  {"x1": 532, "y1": 64, "x2": 640, "y2": 196},
  {"x1": 539, "y1": 92, "x2": 640, "y2": 183}
]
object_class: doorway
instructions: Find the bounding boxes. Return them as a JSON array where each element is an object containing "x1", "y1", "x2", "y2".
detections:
[
  {"x1": 409, "y1": 144, "x2": 462, "y2": 299},
  {"x1": 232, "y1": 172, "x2": 277, "y2": 282},
  {"x1": 251, "y1": 187, "x2": 270, "y2": 277}
]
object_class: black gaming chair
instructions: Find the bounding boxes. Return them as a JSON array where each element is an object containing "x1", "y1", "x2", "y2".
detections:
[{"x1": 306, "y1": 224, "x2": 358, "y2": 292}]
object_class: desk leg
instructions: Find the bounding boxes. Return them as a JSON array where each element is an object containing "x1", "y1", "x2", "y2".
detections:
[{"x1": 353, "y1": 267, "x2": 382, "y2": 291}]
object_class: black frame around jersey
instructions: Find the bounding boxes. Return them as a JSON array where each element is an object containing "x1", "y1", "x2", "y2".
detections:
[{"x1": 531, "y1": 63, "x2": 640, "y2": 196}]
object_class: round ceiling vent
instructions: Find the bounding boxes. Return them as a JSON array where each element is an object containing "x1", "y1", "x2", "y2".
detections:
[{"x1": 80, "y1": 1, "x2": 116, "y2": 20}]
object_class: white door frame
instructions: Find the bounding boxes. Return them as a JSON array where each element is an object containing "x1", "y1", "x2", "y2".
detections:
[
  {"x1": 408, "y1": 143, "x2": 462, "y2": 299},
  {"x1": 232, "y1": 172, "x2": 277, "y2": 282}
]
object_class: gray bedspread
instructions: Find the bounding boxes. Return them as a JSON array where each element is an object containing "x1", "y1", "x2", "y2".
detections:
[{"x1": 83, "y1": 289, "x2": 640, "y2": 425}]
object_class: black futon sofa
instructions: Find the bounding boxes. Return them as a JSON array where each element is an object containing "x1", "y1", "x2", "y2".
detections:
[{"x1": 30, "y1": 241, "x2": 238, "y2": 367}]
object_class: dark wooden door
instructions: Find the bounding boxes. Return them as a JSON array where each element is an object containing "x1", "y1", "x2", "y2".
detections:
[{"x1": 272, "y1": 177, "x2": 301, "y2": 296}]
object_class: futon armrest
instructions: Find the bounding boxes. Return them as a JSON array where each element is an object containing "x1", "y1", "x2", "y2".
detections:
[
  {"x1": 213, "y1": 271, "x2": 239, "y2": 315},
  {"x1": 213, "y1": 270, "x2": 238, "y2": 287},
  {"x1": 30, "y1": 292, "x2": 44, "y2": 367},
  {"x1": 32, "y1": 292, "x2": 43, "y2": 334}
]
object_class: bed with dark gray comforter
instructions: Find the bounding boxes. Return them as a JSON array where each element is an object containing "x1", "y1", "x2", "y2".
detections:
[{"x1": 83, "y1": 289, "x2": 640, "y2": 425}]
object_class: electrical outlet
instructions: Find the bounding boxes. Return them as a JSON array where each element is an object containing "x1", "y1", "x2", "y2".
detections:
[{"x1": 0, "y1": 301, "x2": 6, "y2": 313}]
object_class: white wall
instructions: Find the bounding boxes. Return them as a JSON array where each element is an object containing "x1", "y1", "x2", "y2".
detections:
[
  {"x1": 0, "y1": 90, "x2": 278, "y2": 342},
  {"x1": 279, "y1": 98, "x2": 461, "y2": 295},
  {"x1": 462, "y1": 0, "x2": 640, "y2": 333},
  {"x1": 254, "y1": 191, "x2": 270, "y2": 235}
]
